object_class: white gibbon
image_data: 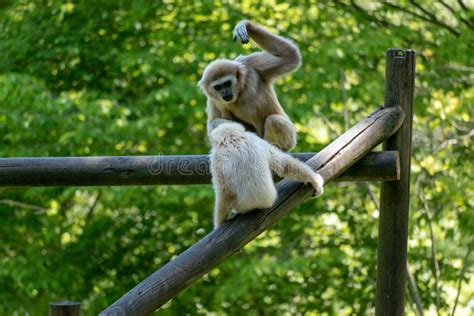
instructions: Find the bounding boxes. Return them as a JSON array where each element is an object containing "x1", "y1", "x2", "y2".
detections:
[
  {"x1": 209, "y1": 122, "x2": 324, "y2": 228},
  {"x1": 199, "y1": 20, "x2": 301, "y2": 151}
]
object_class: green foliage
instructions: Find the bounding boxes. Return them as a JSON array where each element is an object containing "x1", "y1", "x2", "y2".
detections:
[{"x1": 0, "y1": 0, "x2": 472, "y2": 315}]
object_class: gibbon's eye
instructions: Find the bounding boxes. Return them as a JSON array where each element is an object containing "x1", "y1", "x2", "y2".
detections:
[
  {"x1": 214, "y1": 84, "x2": 222, "y2": 91},
  {"x1": 223, "y1": 80, "x2": 231, "y2": 87}
]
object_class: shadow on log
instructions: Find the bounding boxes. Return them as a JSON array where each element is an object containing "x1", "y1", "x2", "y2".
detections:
[{"x1": 100, "y1": 105, "x2": 405, "y2": 316}]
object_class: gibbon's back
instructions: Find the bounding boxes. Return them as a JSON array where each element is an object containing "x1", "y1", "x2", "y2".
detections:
[{"x1": 209, "y1": 124, "x2": 277, "y2": 211}]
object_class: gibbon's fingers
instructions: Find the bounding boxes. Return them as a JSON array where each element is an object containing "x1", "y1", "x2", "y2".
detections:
[
  {"x1": 239, "y1": 26, "x2": 249, "y2": 44},
  {"x1": 232, "y1": 26, "x2": 240, "y2": 42},
  {"x1": 232, "y1": 28, "x2": 241, "y2": 42},
  {"x1": 239, "y1": 25, "x2": 249, "y2": 43},
  {"x1": 235, "y1": 28, "x2": 245, "y2": 43}
]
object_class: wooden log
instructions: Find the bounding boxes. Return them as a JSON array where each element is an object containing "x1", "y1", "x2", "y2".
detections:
[
  {"x1": 376, "y1": 49, "x2": 415, "y2": 315},
  {"x1": 49, "y1": 301, "x2": 81, "y2": 316},
  {"x1": 0, "y1": 152, "x2": 399, "y2": 187},
  {"x1": 100, "y1": 105, "x2": 405, "y2": 316}
]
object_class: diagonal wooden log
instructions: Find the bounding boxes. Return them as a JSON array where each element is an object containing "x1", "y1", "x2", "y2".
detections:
[
  {"x1": 100, "y1": 105, "x2": 405, "y2": 316},
  {"x1": 0, "y1": 152, "x2": 399, "y2": 187}
]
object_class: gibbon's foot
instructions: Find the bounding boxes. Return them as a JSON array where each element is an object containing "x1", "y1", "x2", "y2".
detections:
[
  {"x1": 264, "y1": 114, "x2": 297, "y2": 151},
  {"x1": 232, "y1": 20, "x2": 249, "y2": 44},
  {"x1": 212, "y1": 184, "x2": 236, "y2": 229},
  {"x1": 309, "y1": 173, "x2": 324, "y2": 197}
]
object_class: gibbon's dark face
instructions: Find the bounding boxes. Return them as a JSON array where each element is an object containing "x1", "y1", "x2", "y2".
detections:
[
  {"x1": 209, "y1": 74, "x2": 238, "y2": 103},
  {"x1": 214, "y1": 79, "x2": 233, "y2": 101}
]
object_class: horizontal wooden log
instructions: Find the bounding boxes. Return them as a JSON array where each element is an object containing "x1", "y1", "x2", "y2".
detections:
[
  {"x1": 100, "y1": 105, "x2": 405, "y2": 316},
  {"x1": 0, "y1": 152, "x2": 399, "y2": 187}
]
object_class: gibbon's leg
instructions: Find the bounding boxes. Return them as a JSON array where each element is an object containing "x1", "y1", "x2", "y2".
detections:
[
  {"x1": 213, "y1": 190, "x2": 235, "y2": 229},
  {"x1": 268, "y1": 147, "x2": 324, "y2": 197},
  {"x1": 264, "y1": 114, "x2": 297, "y2": 151}
]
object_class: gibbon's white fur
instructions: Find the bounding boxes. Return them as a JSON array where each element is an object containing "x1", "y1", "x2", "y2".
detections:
[
  {"x1": 199, "y1": 20, "x2": 301, "y2": 151},
  {"x1": 210, "y1": 122, "x2": 324, "y2": 228}
]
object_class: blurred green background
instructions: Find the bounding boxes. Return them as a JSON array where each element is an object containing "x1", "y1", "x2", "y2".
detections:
[{"x1": 0, "y1": 0, "x2": 472, "y2": 315}]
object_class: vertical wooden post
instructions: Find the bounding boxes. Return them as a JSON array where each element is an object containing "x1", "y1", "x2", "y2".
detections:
[
  {"x1": 376, "y1": 48, "x2": 415, "y2": 315},
  {"x1": 49, "y1": 301, "x2": 81, "y2": 316}
]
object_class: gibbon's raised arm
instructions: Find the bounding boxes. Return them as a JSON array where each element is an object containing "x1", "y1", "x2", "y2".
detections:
[
  {"x1": 234, "y1": 21, "x2": 302, "y2": 81},
  {"x1": 199, "y1": 21, "x2": 299, "y2": 150}
]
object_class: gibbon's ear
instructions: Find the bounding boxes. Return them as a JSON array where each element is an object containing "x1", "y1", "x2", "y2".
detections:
[
  {"x1": 197, "y1": 76, "x2": 204, "y2": 87},
  {"x1": 197, "y1": 77, "x2": 206, "y2": 92}
]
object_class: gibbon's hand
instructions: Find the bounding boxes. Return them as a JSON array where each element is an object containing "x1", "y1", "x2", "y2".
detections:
[
  {"x1": 310, "y1": 173, "x2": 324, "y2": 198},
  {"x1": 232, "y1": 21, "x2": 249, "y2": 44}
]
